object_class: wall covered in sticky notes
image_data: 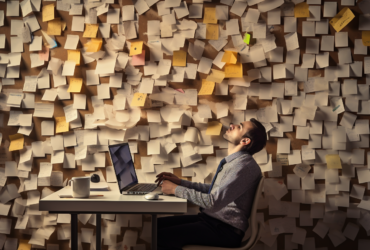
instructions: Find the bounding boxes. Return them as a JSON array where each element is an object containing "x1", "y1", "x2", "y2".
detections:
[{"x1": 0, "y1": 0, "x2": 370, "y2": 250}]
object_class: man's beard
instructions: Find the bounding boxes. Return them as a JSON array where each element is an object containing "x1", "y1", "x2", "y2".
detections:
[{"x1": 223, "y1": 133, "x2": 239, "y2": 146}]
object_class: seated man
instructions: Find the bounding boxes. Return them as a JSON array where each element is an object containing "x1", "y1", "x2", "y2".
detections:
[{"x1": 155, "y1": 118, "x2": 266, "y2": 250}]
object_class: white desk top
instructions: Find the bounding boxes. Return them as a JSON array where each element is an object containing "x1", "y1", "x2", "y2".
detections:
[{"x1": 40, "y1": 183, "x2": 187, "y2": 214}]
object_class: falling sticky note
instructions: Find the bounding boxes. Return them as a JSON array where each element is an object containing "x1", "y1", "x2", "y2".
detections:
[
  {"x1": 206, "y1": 24, "x2": 219, "y2": 40},
  {"x1": 206, "y1": 69, "x2": 225, "y2": 84},
  {"x1": 83, "y1": 24, "x2": 99, "y2": 38},
  {"x1": 47, "y1": 19, "x2": 62, "y2": 36},
  {"x1": 203, "y1": 7, "x2": 217, "y2": 24},
  {"x1": 41, "y1": 30, "x2": 57, "y2": 49},
  {"x1": 55, "y1": 117, "x2": 69, "y2": 133},
  {"x1": 132, "y1": 50, "x2": 146, "y2": 66},
  {"x1": 17, "y1": 239, "x2": 31, "y2": 250},
  {"x1": 198, "y1": 80, "x2": 215, "y2": 95},
  {"x1": 294, "y1": 2, "x2": 309, "y2": 18},
  {"x1": 362, "y1": 31, "x2": 370, "y2": 46},
  {"x1": 206, "y1": 121, "x2": 223, "y2": 135},
  {"x1": 68, "y1": 50, "x2": 81, "y2": 66},
  {"x1": 243, "y1": 33, "x2": 251, "y2": 44},
  {"x1": 173, "y1": 50, "x2": 187, "y2": 67},
  {"x1": 222, "y1": 51, "x2": 238, "y2": 64},
  {"x1": 325, "y1": 154, "x2": 342, "y2": 169},
  {"x1": 131, "y1": 93, "x2": 147, "y2": 106},
  {"x1": 130, "y1": 41, "x2": 144, "y2": 56},
  {"x1": 9, "y1": 134, "x2": 24, "y2": 151},
  {"x1": 85, "y1": 38, "x2": 103, "y2": 52},
  {"x1": 42, "y1": 4, "x2": 55, "y2": 22},
  {"x1": 330, "y1": 7, "x2": 355, "y2": 32},
  {"x1": 224, "y1": 62, "x2": 243, "y2": 78},
  {"x1": 68, "y1": 78, "x2": 83, "y2": 93}
]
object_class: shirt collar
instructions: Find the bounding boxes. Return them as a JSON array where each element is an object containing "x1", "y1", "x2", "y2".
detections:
[{"x1": 225, "y1": 150, "x2": 249, "y2": 163}]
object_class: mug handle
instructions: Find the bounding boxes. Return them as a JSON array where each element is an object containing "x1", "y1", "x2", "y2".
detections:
[{"x1": 68, "y1": 179, "x2": 73, "y2": 186}]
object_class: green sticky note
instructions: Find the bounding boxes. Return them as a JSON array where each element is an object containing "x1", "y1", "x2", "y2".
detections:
[{"x1": 243, "y1": 33, "x2": 250, "y2": 44}]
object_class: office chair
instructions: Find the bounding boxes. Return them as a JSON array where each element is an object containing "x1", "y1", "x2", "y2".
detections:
[{"x1": 183, "y1": 176, "x2": 265, "y2": 250}]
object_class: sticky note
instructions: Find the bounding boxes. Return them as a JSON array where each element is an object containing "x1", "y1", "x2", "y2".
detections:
[
  {"x1": 83, "y1": 24, "x2": 99, "y2": 38},
  {"x1": 244, "y1": 33, "x2": 251, "y2": 44},
  {"x1": 39, "y1": 46, "x2": 49, "y2": 61},
  {"x1": 42, "y1": 4, "x2": 55, "y2": 22},
  {"x1": 68, "y1": 78, "x2": 83, "y2": 93},
  {"x1": 198, "y1": 80, "x2": 215, "y2": 95},
  {"x1": 294, "y1": 2, "x2": 309, "y2": 18},
  {"x1": 85, "y1": 38, "x2": 103, "y2": 52},
  {"x1": 17, "y1": 239, "x2": 31, "y2": 250},
  {"x1": 173, "y1": 50, "x2": 187, "y2": 67},
  {"x1": 206, "y1": 24, "x2": 219, "y2": 40},
  {"x1": 206, "y1": 69, "x2": 225, "y2": 84},
  {"x1": 47, "y1": 20, "x2": 62, "y2": 36},
  {"x1": 330, "y1": 7, "x2": 355, "y2": 32},
  {"x1": 222, "y1": 51, "x2": 238, "y2": 64},
  {"x1": 203, "y1": 7, "x2": 217, "y2": 24},
  {"x1": 130, "y1": 41, "x2": 144, "y2": 56},
  {"x1": 325, "y1": 154, "x2": 342, "y2": 169},
  {"x1": 131, "y1": 93, "x2": 147, "y2": 106},
  {"x1": 362, "y1": 31, "x2": 370, "y2": 46},
  {"x1": 206, "y1": 121, "x2": 223, "y2": 135},
  {"x1": 55, "y1": 117, "x2": 69, "y2": 133},
  {"x1": 132, "y1": 50, "x2": 146, "y2": 66},
  {"x1": 224, "y1": 62, "x2": 243, "y2": 78},
  {"x1": 9, "y1": 134, "x2": 24, "y2": 151},
  {"x1": 68, "y1": 50, "x2": 81, "y2": 66},
  {"x1": 41, "y1": 30, "x2": 57, "y2": 49}
]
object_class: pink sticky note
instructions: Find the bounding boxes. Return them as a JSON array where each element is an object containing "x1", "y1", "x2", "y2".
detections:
[
  {"x1": 175, "y1": 89, "x2": 185, "y2": 93},
  {"x1": 39, "y1": 46, "x2": 50, "y2": 61},
  {"x1": 131, "y1": 50, "x2": 145, "y2": 66}
]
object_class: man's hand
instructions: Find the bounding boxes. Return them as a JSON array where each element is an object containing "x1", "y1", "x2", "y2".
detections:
[{"x1": 160, "y1": 180, "x2": 179, "y2": 195}]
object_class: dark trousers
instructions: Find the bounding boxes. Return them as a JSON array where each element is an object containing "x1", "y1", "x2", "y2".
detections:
[{"x1": 157, "y1": 212, "x2": 244, "y2": 250}]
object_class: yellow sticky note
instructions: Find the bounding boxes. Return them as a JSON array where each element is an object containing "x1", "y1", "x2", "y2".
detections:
[
  {"x1": 42, "y1": 4, "x2": 55, "y2": 22},
  {"x1": 206, "y1": 24, "x2": 219, "y2": 40},
  {"x1": 131, "y1": 93, "x2": 147, "y2": 106},
  {"x1": 224, "y1": 62, "x2": 243, "y2": 78},
  {"x1": 198, "y1": 80, "x2": 215, "y2": 95},
  {"x1": 9, "y1": 134, "x2": 24, "y2": 152},
  {"x1": 173, "y1": 50, "x2": 187, "y2": 67},
  {"x1": 47, "y1": 20, "x2": 61, "y2": 36},
  {"x1": 330, "y1": 7, "x2": 355, "y2": 32},
  {"x1": 130, "y1": 41, "x2": 144, "y2": 56},
  {"x1": 204, "y1": 7, "x2": 217, "y2": 24},
  {"x1": 68, "y1": 78, "x2": 83, "y2": 93},
  {"x1": 222, "y1": 51, "x2": 238, "y2": 64},
  {"x1": 55, "y1": 117, "x2": 69, "y2": 133},
  {"x1": 362, "y1": 31, "x2": 370, "y2": 46},
  {"x1": 18, "y1": 239, "x2": 31, "y2": 250},
  {"x1": 85, "y1": 38, "x2": 103, "y2": 52},
  {"x1": 83, "y1": 24, "x2": 99, "y2": 38},
  {"x1": 206, "y1": 121, "x2": 223, "y2": 135},
  {"x1": 325, "y1": 154, "x2": 342, "y2": 169},
  {"x1": 294, "y1": 2, "x2": 309, "y2": 18},
  {"x1": 206, "y1": 69, "x2": 225, "y2": 84},
  {"x1": 68, "y1": 50, "x2": 81, "y2": 66}
]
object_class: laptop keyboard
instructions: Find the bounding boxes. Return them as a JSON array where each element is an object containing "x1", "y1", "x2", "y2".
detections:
[{"x1": 130, "y1": 184, "x2": 157, "y2": 192}]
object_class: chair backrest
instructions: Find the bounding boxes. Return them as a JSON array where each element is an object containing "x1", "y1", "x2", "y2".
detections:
[{"x1": 240, "y1": 176, "x2": 264, "y2": 249}]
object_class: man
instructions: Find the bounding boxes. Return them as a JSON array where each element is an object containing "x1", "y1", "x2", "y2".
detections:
[{"x1": 155, "y1": 118, "x2": 267, "y2": 250}]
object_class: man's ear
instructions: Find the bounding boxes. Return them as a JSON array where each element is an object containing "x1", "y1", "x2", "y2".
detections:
[{"x1": 240, "y1": 137, "x2": 250, "y2": 146}]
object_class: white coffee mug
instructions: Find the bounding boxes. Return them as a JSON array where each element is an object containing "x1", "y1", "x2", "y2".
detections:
[{"x1": 68, "y1": 177, "x2": 90, "y2": 198}]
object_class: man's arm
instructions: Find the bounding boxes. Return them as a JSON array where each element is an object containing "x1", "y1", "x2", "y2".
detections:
[{"x1": 179, "y1": 179, "x2": 211, "y2": 194}]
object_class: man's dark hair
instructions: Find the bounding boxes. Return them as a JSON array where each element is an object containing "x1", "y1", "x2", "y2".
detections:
[{"x1": 241, "y1": 118, "x2": 267, "y2": 155}]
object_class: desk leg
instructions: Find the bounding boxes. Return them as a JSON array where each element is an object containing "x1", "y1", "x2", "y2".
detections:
[
  {"x1": 152, "y1": 214, "x2": 157, "y2": 250},
  {"x1": 71, "y1": 214, "x2": 78, "y2": 250},
  {"x1": 96, "y1": 213, "x2": 101, "y2": 250}
]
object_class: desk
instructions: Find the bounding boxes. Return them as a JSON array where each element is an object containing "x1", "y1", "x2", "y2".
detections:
[{"x1": 40, "y1": 183, "x2": 187, "y2": 250}]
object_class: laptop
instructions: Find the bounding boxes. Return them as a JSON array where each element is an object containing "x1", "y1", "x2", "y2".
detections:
[{"x1": 108, "y1": 143, "x2": 163, "y2": 195}]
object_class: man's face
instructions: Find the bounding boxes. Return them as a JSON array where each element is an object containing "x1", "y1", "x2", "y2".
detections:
[{"x1": 223, "y1": 121, "x2": 254, "y2": 146}]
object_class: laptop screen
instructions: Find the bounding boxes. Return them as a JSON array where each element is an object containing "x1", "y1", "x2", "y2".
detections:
[{"x1": 109, "y1": 143, "x2": 138, "y2": 192}]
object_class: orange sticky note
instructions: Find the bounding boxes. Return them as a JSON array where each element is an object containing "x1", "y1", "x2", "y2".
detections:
[
  {"x1": 17, "y1": 239, "x2": 31, "y2": 250},
  {"x1": 198, "y1": 80, "x2": 215, "y2": 95},
  {"x1": 68, "y1": 78, "x2": 83, "y2": 93},
  {"x1": 329, "y1": 7, "x2": 355, "y2": 32},
  {"x1": 55, "y1": 117, "x2": 69, "y2": 133},
  {"x1": 224, "y1": 62, "x2": 243, "y2": 78},
  {"x1": 173, "y1": 50, "x2": 187, "y2": 67},
  {"x1": 222, "y1": 51, "x2": 238, "y2": 64},
  {"x1": 204, "y1": 7, "x2": 217, "y2": 24},
  {"x1": 325, "y1": 154, "x2": 342, "y2": 169},
  {"x1": 42, "y1": 4, "x2": 55, "y2": 22},
  {"x1": 206, "y1": 24, "x2": 219, "y2": 40},
  {"x1": 9, "y1": 134, "x2": 24, "y2": 151},
  {"x1": 85, "y1": 38, "x2": 103, "y2": 52},
  {"x1": 131, "y1": 93, "x2": 147, "y2": 106},
  {"x1": 206, "y1": 121, "x2": 223, "y2": 135},
  {"x1": 83, "y1": 24, "x2": 99, "y2": 38},
  {"x1": 363, "y1": 31, "x2": 370, "y2": 46},
  {"x1": 294, "y1": 2, "x2": 309, "y2": 18},
  {"x1": 68, "y1": 50, "x2": 81, "y2": 66},
  {"x1": 130, "y1": 41, "x2": 143, "y2": 56},
  {"x1": 47, "y1": 19, "x2": 62, "y2": 36}
]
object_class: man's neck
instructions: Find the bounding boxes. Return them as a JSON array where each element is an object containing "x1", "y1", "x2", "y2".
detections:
[{"x1": 227, "y1": 143, "x2": 243, "y2": 156}]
